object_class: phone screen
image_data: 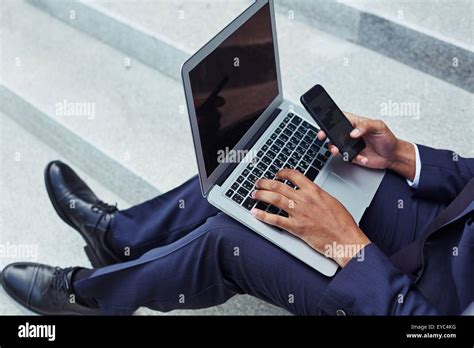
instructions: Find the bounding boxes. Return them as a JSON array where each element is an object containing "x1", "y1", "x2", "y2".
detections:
[{"x1": 301, "y1": 85, "x2": 364, "y2": 160}]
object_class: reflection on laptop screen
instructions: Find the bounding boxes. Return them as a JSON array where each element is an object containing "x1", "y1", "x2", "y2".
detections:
[{"x1": 189, "y1": 3, "x2": 278, "y2": 177}]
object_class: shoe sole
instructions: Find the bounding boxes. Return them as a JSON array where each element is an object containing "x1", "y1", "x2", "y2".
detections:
[{"x1": 44, "y1": 161, "x2": 105, "y2": 268}]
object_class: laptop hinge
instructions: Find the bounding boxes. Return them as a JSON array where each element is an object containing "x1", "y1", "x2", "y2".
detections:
[{"x1": 215, "y1": 107, "x2": 282, "y2": 188}]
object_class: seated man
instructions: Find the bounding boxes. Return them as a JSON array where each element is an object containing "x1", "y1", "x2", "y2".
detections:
[{"x1": 1, "y1": 113, "x2": 473, "y2": 315}]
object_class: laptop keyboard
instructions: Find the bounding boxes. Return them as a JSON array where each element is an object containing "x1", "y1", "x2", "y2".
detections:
[{"x1": 225, "y1": 112, "x2": 331, "y2": 216}]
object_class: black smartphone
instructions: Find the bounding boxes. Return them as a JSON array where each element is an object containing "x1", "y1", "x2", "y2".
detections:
[{"x1": 300, "y1": 84, "x2": 365, "y2": 162}]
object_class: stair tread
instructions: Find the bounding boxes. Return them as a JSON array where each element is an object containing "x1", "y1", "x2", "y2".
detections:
[
  {"x1": 95, "y1": 0, "x2": 254, "y2": 52},
  {"x1": 342, "y1": 0, "x2": 473, "y2": 47},
  {"x1": 0, "y1": 0, "x2": 472, "y2": 316},
  {"x1": 2, "y1": 0, "x2": 197, "y2": 193},
  {"x1": 2, "y1": 0, "x2": 473, "y2": 204},
  {"x1": 0, "y1": 112, "x2": 288, "y2": 316}
]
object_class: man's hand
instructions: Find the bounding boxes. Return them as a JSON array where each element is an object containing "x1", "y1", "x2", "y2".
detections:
[
  {"x1": 318, "y1": 112, "x2": 416, "y2": 181},
  {"x1": 251, "y1": 169, "x2": 370, "y2": 267}
]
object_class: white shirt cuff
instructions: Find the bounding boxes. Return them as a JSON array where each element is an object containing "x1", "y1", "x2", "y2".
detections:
[{"x1": 406, "y1": 143, "x2": 421, "y2": 188}]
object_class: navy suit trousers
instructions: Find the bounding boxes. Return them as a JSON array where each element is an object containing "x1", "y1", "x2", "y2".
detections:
[{"x1": 74, "y1": 171, "x2": 447, "y2": 315}]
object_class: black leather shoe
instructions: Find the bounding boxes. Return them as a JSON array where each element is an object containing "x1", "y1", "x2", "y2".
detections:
[
  {"x1": 1, "y1": 263, "x2": 101, "y2": 315},
  {"x1": 45, "y1": 161, "x2": 121, "y2": 267}
]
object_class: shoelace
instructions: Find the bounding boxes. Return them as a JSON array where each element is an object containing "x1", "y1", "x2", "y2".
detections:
[
  {"x1": 91, "y1": 200, "x2": 118, "y2": 214},
  {"x1": 49, "y1": 267, "x2": 74, "y2": 307}
]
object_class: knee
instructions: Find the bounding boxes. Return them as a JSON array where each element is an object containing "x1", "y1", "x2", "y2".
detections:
[{"x1": 201, "y1": 213, "x2": 255, "y2": 248}]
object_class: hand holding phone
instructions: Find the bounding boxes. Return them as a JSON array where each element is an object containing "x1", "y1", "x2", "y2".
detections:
[{"x1": 300, "y1": 85, "x2": 365, "y2": 162}]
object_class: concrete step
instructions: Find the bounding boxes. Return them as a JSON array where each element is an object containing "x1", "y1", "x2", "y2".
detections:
[
  {"x1": 27, "y1": 0, "x2": 254, "y2": 81},
  {"x1": 276, "y1": 0, "x2": 473, "y2": 92},
  {"x1": 29, "y1": 0, "x2": 473, "y2": 92},
  {"x1": 0, "y1": 0, "x2": 471, "y2": 316},
  {"x1": 1, "y1": 0, "x2": 200, "y2": 203},
  {"x1": 345, "y1": 0, "x2": 473, "y2": 47},
  {"x1": 0, "y1": 112, "x2": 287, "y2": 315},
  {"x1": 18, "y1": 0, "x2": 474, "y2": 158},
  {"x1": 0, "y1": 112, "x2": 128, "y2": 315}
]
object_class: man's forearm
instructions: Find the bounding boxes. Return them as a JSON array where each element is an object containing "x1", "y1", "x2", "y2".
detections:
[{"x1": 388, "y1": 140, "x2": 416, "y2": 181}]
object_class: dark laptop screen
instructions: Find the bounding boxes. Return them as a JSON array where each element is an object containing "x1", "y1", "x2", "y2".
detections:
[{"x1": 189, "y1": 3, "x2": 278, "y2": 177}]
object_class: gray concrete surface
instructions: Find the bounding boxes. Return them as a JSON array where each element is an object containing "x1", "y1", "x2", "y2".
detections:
[
  {"x1": 30, "y1": 0, "x2": 474, "y2": 91},
  {"x1": 0, "y1": 113, "x2": 287, "y2": 315},
  {"x1": 0, "y1": 0, "x2": 472, "y2": 316},
  {"x1": 2, "y1": 0, "x2": 198, "y2": 200},
  {"x1": 0, "y1": 112, "x2": 126, "y2": 314},
  {"x1": 347, "y1": 0, "x2": 473, "y2": 46},
  {"x1": 2, "y1": 0, "x2": 472, "y2": 205},
  {"x1": 277, "y1": 0, "x2": 473, "y2": 91}
]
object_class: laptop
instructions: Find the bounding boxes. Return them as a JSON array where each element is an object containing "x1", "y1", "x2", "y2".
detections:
[{"x1": 181, "y1": 0, "x2": 385, "y2": 276}]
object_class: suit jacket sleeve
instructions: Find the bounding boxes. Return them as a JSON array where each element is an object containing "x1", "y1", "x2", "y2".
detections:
[
  {"x1": 317, "y1": 244, "x2": 440, "y2": 315},
  {"x1": 413, "y1": 145, "x2": 474, "y2": 203}
]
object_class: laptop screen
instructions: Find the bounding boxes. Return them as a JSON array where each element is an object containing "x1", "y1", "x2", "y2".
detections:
[{"x1": 189, "y1": 2, "x2": 278, "y2": 177}]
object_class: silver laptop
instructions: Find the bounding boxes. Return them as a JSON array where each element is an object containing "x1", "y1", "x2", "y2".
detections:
[{"x1": 181, "y1": 0, "x2": 385, "y2": 276}]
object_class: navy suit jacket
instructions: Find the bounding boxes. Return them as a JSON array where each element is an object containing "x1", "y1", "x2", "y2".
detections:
[{"x1": 317, "y1": 145, "x2": 474, "y2": 315}]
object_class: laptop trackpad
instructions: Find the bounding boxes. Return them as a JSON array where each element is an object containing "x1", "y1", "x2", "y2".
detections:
[
  {"x1": 320, "y1": 172, "x2": 368, "y2": 221},
  {"x1": 321, "y1": 173, "x2": 351, "y2": 206}
]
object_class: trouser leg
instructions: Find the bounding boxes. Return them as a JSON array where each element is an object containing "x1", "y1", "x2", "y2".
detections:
[
  {"x1": 75, "y1": 213, "x2": 330, "y2": 315},
  {"x1": 74, "y1": 171, "x2": 447, "y2": 315},
  {"x1": 108, "y1": 176, "x2": 219, "y2": 259},
  {"x1": 359, "y1": 170, "x2": 447, "y2": 255}
]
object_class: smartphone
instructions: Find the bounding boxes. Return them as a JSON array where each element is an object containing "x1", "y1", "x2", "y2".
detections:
[{"x1": 300, "y1": 84, "x2": 365, "y2": 162}]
